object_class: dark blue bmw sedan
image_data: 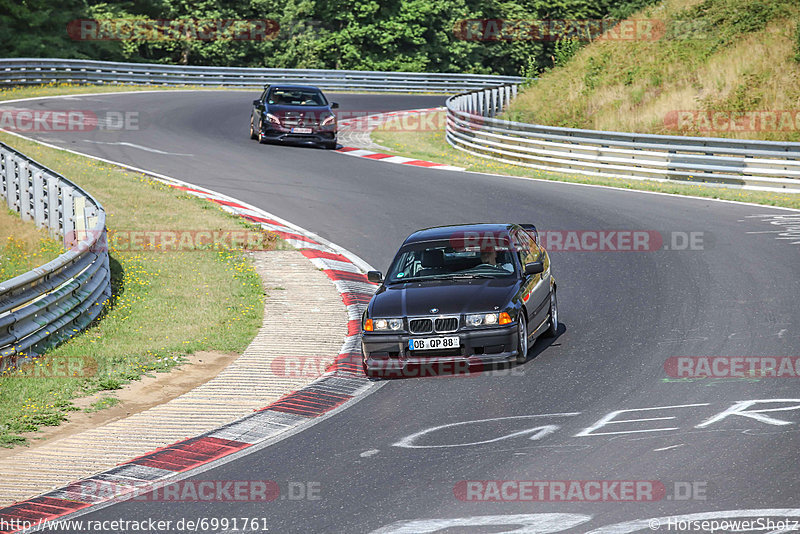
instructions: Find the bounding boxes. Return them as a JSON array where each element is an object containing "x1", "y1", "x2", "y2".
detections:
[{"x1": 361, "y1": 223, "x2": 558, "y2": 378}]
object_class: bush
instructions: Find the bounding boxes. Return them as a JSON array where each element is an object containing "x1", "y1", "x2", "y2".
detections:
[
  {"x1": 553, "y1": 37, "x2": 582, "y2": 68},
  {"x1": 795, "y1": 20, "x2": 800, "y2": 62}
]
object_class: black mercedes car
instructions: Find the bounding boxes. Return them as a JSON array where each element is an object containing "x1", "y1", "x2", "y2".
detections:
[
  {"x1": 361, "y1": 223, "x2": 558, "y2": 378},
  {"x1": 249, "y1": 84, "x2": 338, "y2": 149}
]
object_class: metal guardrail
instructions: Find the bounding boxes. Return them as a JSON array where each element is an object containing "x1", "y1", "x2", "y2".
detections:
[
  {"x1": 446, "y1": 85, "x2": 800, "y2": 192},
  {"x1": 0, "y1": 58, "x2": 523, "y2": 93},
  {"x1": 0, "y1": 142, "x2": 111, "y2": 373}
]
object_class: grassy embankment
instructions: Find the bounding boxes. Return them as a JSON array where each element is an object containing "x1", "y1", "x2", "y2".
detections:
[{"x1": 508, "y1": 0, "x2": 800, "y2": 141}]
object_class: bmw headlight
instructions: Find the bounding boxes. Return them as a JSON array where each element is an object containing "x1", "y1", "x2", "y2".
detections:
[
  {"x1": 466, "y1": 313, "x2": 498, "y2": 327},
  {"x1": 369, "y1": 318, "x2": 403, "y2": 331},
  {"x1": 466, "y1": 312, "x2": 512, "y2": 327}
]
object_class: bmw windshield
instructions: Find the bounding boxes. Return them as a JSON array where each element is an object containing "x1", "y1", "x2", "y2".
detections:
[{"x1": 385, "y1": 240, "x2": 517, "y2": 284}]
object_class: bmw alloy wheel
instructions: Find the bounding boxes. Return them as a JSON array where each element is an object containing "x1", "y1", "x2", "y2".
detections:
[{"x1": 516, "y1": 313, "x2": 528, "y2": 364}]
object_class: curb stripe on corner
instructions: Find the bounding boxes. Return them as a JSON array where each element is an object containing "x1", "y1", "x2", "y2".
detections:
[{"x1": 335, "y1": 107, "x2": 464, "y2": 172}]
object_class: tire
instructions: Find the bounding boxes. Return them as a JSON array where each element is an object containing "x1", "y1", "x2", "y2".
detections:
[
  {"x1": 516, "y1": 313, "x2": 528, "y2": 364},
  {"x1": 544, "y1": 289, "x2": 558, "y2": 338},
  {"x1": 323, "y1": 141, "x2": 337, "y2": 150},
  {"x1": 363, "y1": 362, "x2": 380, "y2": 380},
  {"x1": 249, "y1": 116, "x2": 258, "y2": 140},
  {"x1": 256, "y1": 119, "x2": 268, "y2": 144}
]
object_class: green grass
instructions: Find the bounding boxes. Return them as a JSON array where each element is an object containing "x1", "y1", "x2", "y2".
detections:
[
  {"x1": 0, "y1": 131, "x2": 281, "y2": 447},
  {"x1": 371, "y1": 111, "x2": 800, "y2": 210},
  {"x1": 84, "y1": 396, "x2": 122, "y2": 413},
  {"x1": 0, "y1": 209, "x2": 64, "y2": 281}
]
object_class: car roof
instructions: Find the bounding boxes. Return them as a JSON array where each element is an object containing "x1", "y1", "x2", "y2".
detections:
[
  {"x1": 267, "y1": 84, "x2": 324, "y2": 92},
  {"x1": 403, "y1": 223, "x2": 517, "y2": 245}
]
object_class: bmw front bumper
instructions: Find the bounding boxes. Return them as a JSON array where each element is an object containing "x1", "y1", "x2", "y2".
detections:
[{"x1": 361, "y1": 324, "x2": 521, "y2": 376}]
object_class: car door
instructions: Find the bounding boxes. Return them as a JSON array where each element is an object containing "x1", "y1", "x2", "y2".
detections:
[
  {"x1": 513, "y1": 228, "x2": 550, "y2": 330},
  {"x1": 252, "y1": 88, "x2": 268, "y2": 127}
]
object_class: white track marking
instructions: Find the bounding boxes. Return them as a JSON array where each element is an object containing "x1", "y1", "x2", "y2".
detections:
[
  {"x1": 82, "y1": 139, "x2": 193, "y2": 156},
  {"x1": 695, "y1": 399, "x2": 800, "y2": 428},
  {"x1": 370, "y1": 513, "x2": 592, "y2": 534},
  {"x1": 652, "y1": 444, "x2": 684, "y2": 452},
  {"x1": 393, "y1": 414, "x2": 579, "y2": 449},
  {"x1": 575, "y1": 404, "x2": 709, "y2": 437}
]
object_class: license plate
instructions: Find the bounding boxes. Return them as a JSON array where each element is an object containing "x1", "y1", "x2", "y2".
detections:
[
  {"x1": 409, "y1": 337, "x2": 459, "y2": 351},
  {"x1": 291, "y1": 127, "x2": 313, "y2": 134}
]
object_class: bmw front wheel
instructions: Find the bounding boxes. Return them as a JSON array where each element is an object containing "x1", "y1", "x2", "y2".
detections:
[
  {"x1": 544, "y1": 289, "x2": 558, "y2": 337},
  {"x1": 516, "y1": 313, "x2": 528, "y2": 364}
]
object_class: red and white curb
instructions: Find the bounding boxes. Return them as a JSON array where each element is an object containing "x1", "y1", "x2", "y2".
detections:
[
  {"x1": 335, "y1": 107, "x2": 464, "y2": 171},
  {"x1": 0, "y1": 138, "x2": 379, "y2": 533}
]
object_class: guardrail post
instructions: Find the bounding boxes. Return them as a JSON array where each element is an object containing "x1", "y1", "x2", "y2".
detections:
[
  {"x1": 46, "y1": 174, "x2": 59, "y2": 237},
  {"x1": 18, "y1": 159, "x2": 31, "y2": 221},
  {"x1": 33, "y1": 169, "x2": 45, "y2": 228},
  {"x1": 0, "y1": 148, "x2": 7, "y2": 204},
  {"x1": 6, "y1": 155, "x2": 19, "y2": 211},
  {"x1": 498, "y1": 88, "x2": 504, "y2": 115},
  {"x1": 73, "y1": 194, "x2": 87, "y2": 244},
  {"x1": 61, "y1": 184, "x2": 75, "y2": 248}
]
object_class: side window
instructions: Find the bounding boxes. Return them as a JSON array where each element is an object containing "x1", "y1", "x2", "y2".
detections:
[
  {"x1": 391, "y1": 251, "x2": 418, "y2": 279},
  {"x1": 513, "y1": 230, "x2": 538, "y2": 266}
]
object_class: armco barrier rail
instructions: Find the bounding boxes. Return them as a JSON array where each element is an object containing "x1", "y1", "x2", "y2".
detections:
[
  {"x1": 0, "y1": 142, "x2": 110, "y2": 372},
  {"x1": 446, "y1": 85, "x2": 800, "y2": 192},
  {"x1": 0, "y1": 58, "x2": 522, "y2": 93}
]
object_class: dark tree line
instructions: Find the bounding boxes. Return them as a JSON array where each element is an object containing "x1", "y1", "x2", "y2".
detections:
[{"x1": 0, "y1": 0, "x2": 659, "y2": 75}]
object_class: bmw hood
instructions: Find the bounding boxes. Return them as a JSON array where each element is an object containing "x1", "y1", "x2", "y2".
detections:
[{"x1": 370, "y1": 279, "x2": 518, "y2": 318}]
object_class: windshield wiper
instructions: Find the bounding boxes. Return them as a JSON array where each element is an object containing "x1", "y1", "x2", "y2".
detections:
[
  {"x1": 442, "y1": 273, "x2": 496, "y2": 279},
  {"x1": 386, "y1": 276, "x2": 434, "y2": 284},
  {"x1": 388, "y1": 273, "x2": 498, "y2": 284}
]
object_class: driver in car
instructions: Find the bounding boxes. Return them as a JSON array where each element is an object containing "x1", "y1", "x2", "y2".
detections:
[{"x1": 479, "y1": 248, "x2": 514, "y2": 272}]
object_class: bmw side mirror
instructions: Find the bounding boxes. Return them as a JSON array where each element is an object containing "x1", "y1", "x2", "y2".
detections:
[
  {"x1": 252, "y1": 100, "x2": 260, "y2": 106},
  {"x1": 330, "y1": 102, "x2": 340, "y2": 109},
  {"x1": 367, "y1": 271, "x2": 383, "y2": 283},
  {"x1": 525, "y1": 262, "x2": 544, "y2": 275}
]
